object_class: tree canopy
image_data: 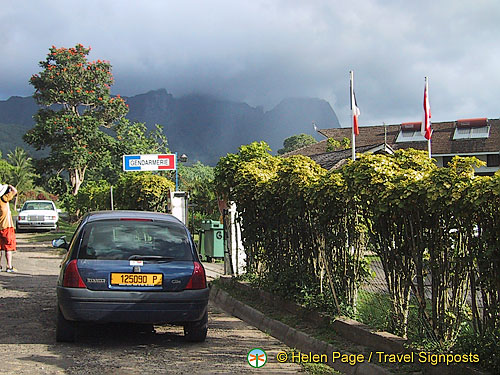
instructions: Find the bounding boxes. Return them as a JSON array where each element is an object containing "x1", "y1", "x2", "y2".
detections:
[
  {"x1": 178, "y1": 161, "x2": 218, "y2": 218},
  {"x1": 326, "y1": 137, "x2": 350, "y2": 152},
  {"x1": 24, "y1": 44, "x2": 129, "y2": 195},
  {"x1": 277, "y1": 133, "x2": 317, "y2": 155}
]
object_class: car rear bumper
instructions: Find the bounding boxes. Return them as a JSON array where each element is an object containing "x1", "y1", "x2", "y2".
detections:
[
  {"x1": 57, "y1": 286, "x2": 209, "y2": 324},
  {"x1": 16, "y1": 221, "x2": 57, "y2": 230}
]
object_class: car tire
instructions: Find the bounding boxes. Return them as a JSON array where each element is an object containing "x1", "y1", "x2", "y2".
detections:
[
  {"x1": 56, "y1": 306, "x2": 77, "y2": 343},
  {"x1": 184, "y1": 310, "x2": 208, "y2": 342}
]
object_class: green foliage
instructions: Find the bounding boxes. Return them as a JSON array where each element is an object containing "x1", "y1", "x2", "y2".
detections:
[
  {"x1": 116, "y1": 121, "x2": 168, "y2": 154},
  {"x1": 7, "y1": 147, "x2": 37, "y2": 193},
  {"x1": 86, "y1": 120, "x2": 170, "y2": 184},
  {"x1": 215, "y1": 143, "x2": 368, "y2": 316},
  {"x1": 454, "y1": 326, "x2": 500, "y2": 372},
  {"x1": 326, "y1": 137, "x2": 350, "y2": 152},
  {"x1": 0, "y1": 153, "x2": 13, "y2": 183},
  {"x1": 25, "y1": 44, "x2": 129, "y2": 195},
  {"x1": 74, "y1": 180, "x2": 112, "y2": 214},
  {"x1": 215, "y1": 143, "x2": 500, "y2": 371},
  {"x1": 0, "y1": 148, "x2": 46, "y2": 208},
  {"x1": 355, "y1": 290, "x2": 393, "y2": 331},
  {"x1": 45, "y1": 174, "x2": 69, "y2": 196},
  {"x1": 60, "y1": 193, "x2": 76, "y2": 220},
  {"x1": 113, "y1": 172, "x2": 174, "y2": 212},
  {"x1": 178, "y1": 161, "x2": 218, "y2": 230},
  {"x1": 18, "y1": 189, "x2": 58, "y2": 204},
  {"x1": 277, "y1": 133, "x2": 317, "y2": 155},
  {"x1": 214, "y1": 141, "x2": 272, "y2": 200}
]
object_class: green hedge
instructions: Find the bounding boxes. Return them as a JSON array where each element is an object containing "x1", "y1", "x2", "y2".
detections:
[
  {"x1": 68, "y1": 172, "x2": 175, "y2": 217},
  {"x1": 215, "y1": 142, "x2": 499, "y2": 370},
  {"x1": 113, "y1": 172, "x2": 174, "y2": 212}
]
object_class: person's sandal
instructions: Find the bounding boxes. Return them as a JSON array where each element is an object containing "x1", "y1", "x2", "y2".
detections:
[{"x1": 6, "y1": 267, "x2": 16, "y2": 273}]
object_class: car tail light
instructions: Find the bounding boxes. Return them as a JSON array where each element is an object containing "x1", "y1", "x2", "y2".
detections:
[
  {"x1": 63, "y1": 260, "x2": 86, "y2": 288},
  {"x1": 119, "y1": 218, "x2": 152, "y2": 221},
  {"x1": 185, "y1": 262, "x2": 206, "y2": 290}
]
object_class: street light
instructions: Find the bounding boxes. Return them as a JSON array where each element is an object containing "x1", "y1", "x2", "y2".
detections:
[{"x1": 175, "y1": 153, "x2": 188, "y2": 191}]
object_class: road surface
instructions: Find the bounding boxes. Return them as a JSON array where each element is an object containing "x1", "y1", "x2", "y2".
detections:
[{"x1": 0, "y1": 233, "x2": 304, "y2": 374}]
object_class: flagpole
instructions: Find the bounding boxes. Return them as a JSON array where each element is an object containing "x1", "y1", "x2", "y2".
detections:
[
  {"x1": 350, "y1": 71, "x2": 356, "y2": 161},
  {"x1": 426, "y1": 77, "x2": 431, "y2": 159}
]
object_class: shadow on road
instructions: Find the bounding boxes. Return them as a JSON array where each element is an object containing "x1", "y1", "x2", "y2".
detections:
[{"x1": 0, "y1": 273, "x2": 189, "y2": 347}]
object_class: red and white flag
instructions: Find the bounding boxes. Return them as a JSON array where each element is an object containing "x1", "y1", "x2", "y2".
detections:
[
  {"x1": 350, "y1": 73, "x2": 360, "y2": 135},
  {"x1": 421, "y1": 77, "x2": 431, "y2": 140}
]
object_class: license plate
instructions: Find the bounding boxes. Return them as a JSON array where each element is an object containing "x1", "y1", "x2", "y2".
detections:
[{"x1": 111, "y1": 273, "x2": 163, "y2": 286}]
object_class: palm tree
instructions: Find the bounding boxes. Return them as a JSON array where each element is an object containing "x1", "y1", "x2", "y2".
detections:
[
  {"x1": 0, "y1": 151, "x2": 13, "y2": 183},
  {"x1": 7, "y1": 148, "x2": 37, "y2": 209}
]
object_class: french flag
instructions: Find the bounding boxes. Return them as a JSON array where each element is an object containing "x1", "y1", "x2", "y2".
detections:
[
  {"x1": 350, "y1": 73, "x2": 360, "y2": 136},
  {"x1": 421, "y1": 77, "x2": 432, "y2": 140}
]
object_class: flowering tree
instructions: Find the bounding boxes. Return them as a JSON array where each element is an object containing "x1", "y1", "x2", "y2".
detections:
[{"x1": 25, "y1": 44, "x2": 129, "y2": 195}]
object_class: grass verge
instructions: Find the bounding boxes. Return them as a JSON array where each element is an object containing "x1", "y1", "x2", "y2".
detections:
[
  {"x1": 20, "y1": 218, "x2": 78, "y2": 243},
  {"x1": 211, "y1": 279, "x2": 425, "y2": 374}
]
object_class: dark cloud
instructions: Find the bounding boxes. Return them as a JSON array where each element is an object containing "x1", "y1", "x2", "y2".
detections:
[{"x1": 1, "y1": 0, "x2": 499, "y2": 127}]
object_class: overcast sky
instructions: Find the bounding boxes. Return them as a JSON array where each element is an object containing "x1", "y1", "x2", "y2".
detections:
[{"x1": 2, "y1": 0, "x2": 499, "y2": 127}]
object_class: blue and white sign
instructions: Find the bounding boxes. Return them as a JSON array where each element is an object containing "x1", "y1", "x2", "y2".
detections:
[{"x1": 123, "y1": 154, "x2": 177, "y2": 171}]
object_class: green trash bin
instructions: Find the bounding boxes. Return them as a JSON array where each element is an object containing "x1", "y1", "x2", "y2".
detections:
[{"x1": 198, "y1": 220, "x2": 224, "y2": 262}]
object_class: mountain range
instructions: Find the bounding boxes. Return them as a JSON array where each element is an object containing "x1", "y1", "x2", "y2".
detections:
[{"x1": 0, "y1": 89, "x2": 340, "y2": 165}]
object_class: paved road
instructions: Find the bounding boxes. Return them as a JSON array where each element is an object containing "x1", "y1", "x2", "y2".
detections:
[{"x1": 0, "y1": 233, "x2": 304, "y2": 374}]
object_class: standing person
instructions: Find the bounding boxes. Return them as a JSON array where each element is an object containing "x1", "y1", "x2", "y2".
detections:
[{"x1": 0, "y1": 184, "x2": 18, "y2": 272}]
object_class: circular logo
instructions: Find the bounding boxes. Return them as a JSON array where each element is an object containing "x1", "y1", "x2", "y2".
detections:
[
  {"x1": 247, "y1": 348, "x2": 267, "y2": 368},
  {"x1": 216, "y1": 231, "x2": 223, "y2": 240}
]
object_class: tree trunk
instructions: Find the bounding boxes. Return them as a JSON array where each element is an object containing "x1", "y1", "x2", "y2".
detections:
[{"x1": 69, "y1": 166, "x2": 87, "y2": 196}]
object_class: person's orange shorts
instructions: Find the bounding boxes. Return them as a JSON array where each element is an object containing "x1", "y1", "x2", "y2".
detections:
[{"x1": 0, "y1": 227, "x2": 16, "y2": 251}]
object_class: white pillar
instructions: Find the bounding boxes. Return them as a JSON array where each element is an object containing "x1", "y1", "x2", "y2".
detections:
[{"x1": 228, "y1": 201, "x2": 245, "y2": 275}]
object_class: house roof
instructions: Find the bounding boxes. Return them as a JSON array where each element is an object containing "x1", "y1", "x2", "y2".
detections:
[
  {"x1": 307, "y1": 144, "x2": 393, "y2": 170},
  {"x1": 316, "y1": 118, "x2": 500, "y2": 155},
  {"x1": 283, "y1": 118, "x2": 500, "y2": 171}
]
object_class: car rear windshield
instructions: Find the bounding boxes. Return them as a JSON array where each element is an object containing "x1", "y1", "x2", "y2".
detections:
[
  {"x1": 23, "y1": 202, "x2": 54, "y2": 210},
  {"x1": 77, "y1": 219, "x2": 193, "y2": 261}
]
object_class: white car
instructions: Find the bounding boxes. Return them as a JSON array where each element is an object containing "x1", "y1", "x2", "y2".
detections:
[{"x1": 16, "y1": 200, "x2": 60, "y2": 231}]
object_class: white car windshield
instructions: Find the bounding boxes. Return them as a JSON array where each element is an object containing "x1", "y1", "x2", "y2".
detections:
[{"x1": 22, "y1": 202, "x2": 54, "y2": 210}]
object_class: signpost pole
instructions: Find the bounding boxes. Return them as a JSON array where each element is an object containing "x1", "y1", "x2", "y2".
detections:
[
  {"x1": 175, "y1": 152, "x2": 178, "y2": 191},
  {"x1": 110, "y1": 186, "x2": 114, "y2": 210}
]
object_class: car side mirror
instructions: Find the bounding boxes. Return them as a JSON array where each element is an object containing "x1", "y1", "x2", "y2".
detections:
[{"x1": 52, "y1": 237, "x2": 68, "y2": 250}]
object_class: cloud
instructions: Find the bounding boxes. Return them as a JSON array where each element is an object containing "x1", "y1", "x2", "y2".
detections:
[{"x1": 1, "y1": 0, "x2": 499, "y2": 127}]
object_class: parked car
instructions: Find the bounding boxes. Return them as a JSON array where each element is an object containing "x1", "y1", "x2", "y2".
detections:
[
  {"x1": 53, "y1": 210, "x2": 209, "y2": 342},
  {"x1": 16, "y1": 200, "x2": 60, "y2": 232}
]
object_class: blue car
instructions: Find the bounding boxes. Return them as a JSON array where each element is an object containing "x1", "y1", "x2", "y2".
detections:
[{"x1": 53, "y1": 211, "x2": 209, "y2": 342}]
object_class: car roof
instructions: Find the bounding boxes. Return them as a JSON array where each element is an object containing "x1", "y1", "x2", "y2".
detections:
[
  {"x1": 84, "y1": 210, "x2": 184, "y2": 225},
  {"x1": 23, "y1": 200, "x2": 55, "y2": 203}
]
